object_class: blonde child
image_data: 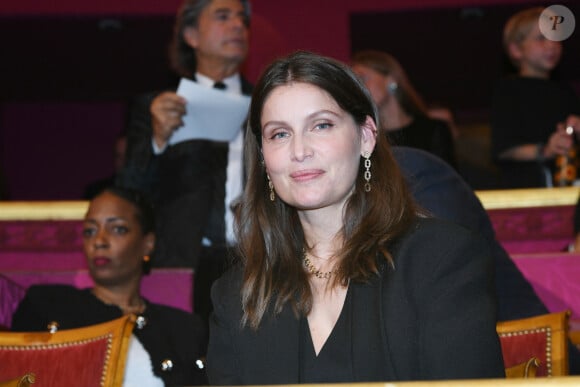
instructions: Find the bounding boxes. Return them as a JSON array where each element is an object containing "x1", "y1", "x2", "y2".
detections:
[{"x1": 491, "y1": 7, "x2": 580, "y2": 188}]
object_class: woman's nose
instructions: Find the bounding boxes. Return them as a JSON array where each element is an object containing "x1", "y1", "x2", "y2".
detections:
[
  {"x1": 93, "y1": 229, "x2": 109, "y2": 248},
  {"x1": 291, "y1": 134, "x2": 313, "y2": 161}
]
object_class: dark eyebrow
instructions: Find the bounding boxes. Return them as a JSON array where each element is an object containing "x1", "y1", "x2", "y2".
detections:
[
  {"x1": 213, "y1": 7, "x2": 236, "y2": 14},
  {"x1": 213, "y1": 6, "x2": 247, "y2": 18},
  {"x1": 307, "y1": 109, "x2": 341, "y2": 120},
  {"x1": 83, "y1": 216, "x2": 127, "y2": 225}
]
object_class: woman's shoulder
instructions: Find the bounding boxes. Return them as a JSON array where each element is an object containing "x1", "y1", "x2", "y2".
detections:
[
  {"x1": 213, "y1": 263, "x2": 243, "y2": 291},
  {"x1": 210, "y1": 263, "x2": 244, "y2": 312},
  {"x1": 24, "y1": 284, "x2": 86, "y2": 300},
  {"x1": 395, "y1": 216, "x2": 483, "y2": 253},
  {"x1": 388, "y1": 217, "x2": 490, "y2": 278}
]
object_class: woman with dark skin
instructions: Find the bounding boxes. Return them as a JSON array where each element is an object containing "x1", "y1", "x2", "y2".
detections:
[{"x1": 12, "y1": 187, "x2": 207, "y2": 386}]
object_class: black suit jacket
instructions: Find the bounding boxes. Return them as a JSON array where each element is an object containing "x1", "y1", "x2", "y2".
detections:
[
  {"x1": 119, "y1": 77, "x2": 253, "y2": 191},
  {"x1": 117, "y1": 77, "x2": 253, "y2": 268},
  {"x1": 206, "y1": 218, "x2": 505, "y2": 384}
]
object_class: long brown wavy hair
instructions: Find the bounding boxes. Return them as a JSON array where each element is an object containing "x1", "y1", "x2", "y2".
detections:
[{"x1": 237, "y1": 51, "x2": 417, "y2": 329}]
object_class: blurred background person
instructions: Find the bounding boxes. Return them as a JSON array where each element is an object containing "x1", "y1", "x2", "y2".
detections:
[
  {"x1": 117, "y1": 0, "x2": 252, "y2": 322},
  {"x1": 351, "y1": 49, "x2": 457, "y2": 169},
  {"x1": 12, "y1": 186, "x2": 208, "y2": 386},
  {"x1": 491, "y1": 7, "x2": 580, "y2": 188}
]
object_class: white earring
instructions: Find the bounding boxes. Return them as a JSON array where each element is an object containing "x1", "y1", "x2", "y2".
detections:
[{"x1": 387, "y1": 82, "x2": 398, "y2": 94}]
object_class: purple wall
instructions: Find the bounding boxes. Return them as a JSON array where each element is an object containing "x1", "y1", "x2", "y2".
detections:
[{"x1": 1, "y1": 102, "x2": 125, "y2": 199}]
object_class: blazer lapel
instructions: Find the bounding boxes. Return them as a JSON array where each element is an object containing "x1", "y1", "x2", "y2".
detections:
[
  {"x1": 242, "y1": 304, "x2": 301, "y2": 384},
  {"x1": 351, "y1": 273, "x2": 396, "y2": 381}
]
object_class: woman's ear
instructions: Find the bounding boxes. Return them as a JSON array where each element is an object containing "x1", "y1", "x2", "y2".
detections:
[
  {"x1": 360, "y1": 115, "x2": 377, "y2": 156},
  {"x1": 144, "y1": 233, "x2": 155, "y2": 256}
]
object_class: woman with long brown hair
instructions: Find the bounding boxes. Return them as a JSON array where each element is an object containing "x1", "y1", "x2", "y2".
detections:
[{"x1": 206, "y1": 51, "x2": 504, "y2": 384}]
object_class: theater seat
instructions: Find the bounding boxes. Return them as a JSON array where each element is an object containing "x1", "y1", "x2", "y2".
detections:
[
  {"x1": 497, "y1": 311, "x2": 570, "y2": 377},
  {"x1": 0, "y1": 315, "x2": 134, "y2": 387},
  {"x1": 570, "y1": 329, "x2": 580, "y2": 351},
  {"x1": 504, "y1": 357, "x2": 540, "y2": 378},
  {"x1": 0, "y1": 373, "x2": 35, "y2": 387}
]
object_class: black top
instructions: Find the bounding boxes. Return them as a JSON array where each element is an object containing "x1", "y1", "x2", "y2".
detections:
[
  {"x1": 386, "y1": 115, "x2": 456, "y2": 169},
  {"x1": 491, "y1": 76, "x2": 580, "y2": 188},
  {"x1": 11, "y1": 285, "x2": 208, "y2": 386},
  {"x1": 299, "y1": 286, "x2": 355, "y2": 383},
  {"x1": 207, "y1": 217, "x2": 505, "y2": 385}
]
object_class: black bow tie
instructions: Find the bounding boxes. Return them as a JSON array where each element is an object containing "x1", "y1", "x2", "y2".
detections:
[{"x1": 213, "y1": 81, "x2": 227, "y2": 90}]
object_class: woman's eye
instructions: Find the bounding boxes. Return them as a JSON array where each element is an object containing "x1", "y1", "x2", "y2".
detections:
[
  {"x1": 315, "y1": 122, "x2": 333, "y2": 130},
  {"x1": 113, "y1": 226, "x2": 129, "y2": 235},
  {"x1": 82, "y1": 227, "x2": 96, "y2": 238},
  {"x1": 270, "y1": 131, "x2": 289, "y2": 140}
]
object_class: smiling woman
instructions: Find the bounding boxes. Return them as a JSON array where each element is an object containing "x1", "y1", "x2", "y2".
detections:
[
  {"x1": 205, "y1": 51, "x2": 505, "y2": 385},
  {"x1": 261, "y1": 82, "x2": 374, "y2": 215}
]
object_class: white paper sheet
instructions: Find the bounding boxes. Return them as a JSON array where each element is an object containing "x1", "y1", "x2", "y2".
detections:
[{"x1": 170, "y1": 77, "x2": 251, "y2": 144}]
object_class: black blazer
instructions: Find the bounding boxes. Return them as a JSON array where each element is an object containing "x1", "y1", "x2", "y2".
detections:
[
  {"x1": 392, "y1": 146, "x2": 549, "y2": 321},
  {"x1": 118, "y1": 76, "x2": 254, "y2": 202},
  {"x1": 11, "y1": 285, "x2": 208, "y2": 386},
  {"x1": 117, "y1": 77, "x2": 254, "y2": 268},
  {"x1": 206, "y1": 218, "x2": 505, "y2": 384}
]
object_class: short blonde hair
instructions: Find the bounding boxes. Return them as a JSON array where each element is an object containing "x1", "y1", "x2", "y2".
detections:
[{"x1": 503, "y1": 7, "x2": 543, "y2": 67}]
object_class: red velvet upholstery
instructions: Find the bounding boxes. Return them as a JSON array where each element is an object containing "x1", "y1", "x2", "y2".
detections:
[
  {"x1": 0, "y1": 315, "x2": 134, "y2": 386},
  {"x1": 487, "y1": 205, "x2": 574, "y2": 254},
  {"x1": 497, "y1": 311, "x2": 570, "y2": 377},
  {"x1": 1, "y1": 340, "x2": 108, "y2": 386}
]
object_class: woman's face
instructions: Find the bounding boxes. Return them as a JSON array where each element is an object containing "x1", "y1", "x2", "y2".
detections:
[
  {"x1": 82, "y1": 192, "x2": 154, "y2": 287},
  {"x1": 261, "y1": 82, "x2": 376, "y2": 214}
]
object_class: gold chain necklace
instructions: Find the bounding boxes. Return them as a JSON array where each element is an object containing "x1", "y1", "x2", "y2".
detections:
[{"x1": 303, "y1": 254, "x2": 334, "y2": 279}]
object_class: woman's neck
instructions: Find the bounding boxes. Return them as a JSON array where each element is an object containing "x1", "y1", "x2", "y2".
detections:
[{"x1": 92, "y1": 286, "x2": 145, "y2": 315}]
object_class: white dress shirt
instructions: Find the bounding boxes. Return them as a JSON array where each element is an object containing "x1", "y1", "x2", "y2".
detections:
[{"x1": 189, "y1": 73, "x2": 245, "y2": 245}]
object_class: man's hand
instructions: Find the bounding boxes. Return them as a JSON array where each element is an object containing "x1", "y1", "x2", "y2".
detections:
[{"x1": 150, "y1": 91, "x2": 187, "y2": 149}]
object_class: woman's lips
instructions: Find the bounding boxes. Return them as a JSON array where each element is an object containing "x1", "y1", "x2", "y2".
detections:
[
  {"x1": 290, "y1": 170, "x2": 324, "y2": 182},
  {"x1": 92, "y1": 257, "x2": 111, "y2": 267}
]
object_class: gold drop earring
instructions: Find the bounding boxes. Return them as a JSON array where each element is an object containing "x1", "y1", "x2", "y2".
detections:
[{"x1": 267, "y1": 175, "x2": 275, "y2": 201}]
